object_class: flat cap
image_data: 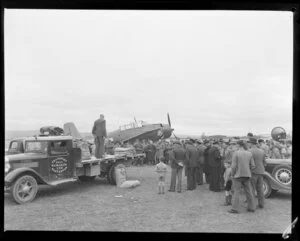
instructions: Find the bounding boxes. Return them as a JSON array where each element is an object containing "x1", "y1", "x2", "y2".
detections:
[{"x1": 237, "y1": 140, "x2": 244, "y2": 146}]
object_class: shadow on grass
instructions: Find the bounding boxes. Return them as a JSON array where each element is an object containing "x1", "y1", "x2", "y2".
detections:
[
  {"x1": 267, "y1": 190, "x2": 291, "y2": 200},
  {"x1": 4, "y1": 177, "x2": 115, "y2": 205}
]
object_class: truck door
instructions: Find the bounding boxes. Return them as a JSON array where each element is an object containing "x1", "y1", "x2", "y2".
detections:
[{"x1": 48, "y1": 140, "x2": 72, "y2": 181}]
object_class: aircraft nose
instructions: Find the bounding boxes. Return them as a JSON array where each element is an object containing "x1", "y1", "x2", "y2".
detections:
[{"x1": 162, "y1": 127, "x2": 173, "y2": 138}]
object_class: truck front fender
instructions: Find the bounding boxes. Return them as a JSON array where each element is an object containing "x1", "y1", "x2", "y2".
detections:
[
  {"x1": 262, "y1": 171, "x2": 291, "y2": 191},
  {"x1": 5, "y1": 167, "x2": 49, "y2": 186}
]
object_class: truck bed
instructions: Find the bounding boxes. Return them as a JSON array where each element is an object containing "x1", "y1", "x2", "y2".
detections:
[{"x1": 79, "y1": 153, "x2": 145, "y2": 165}]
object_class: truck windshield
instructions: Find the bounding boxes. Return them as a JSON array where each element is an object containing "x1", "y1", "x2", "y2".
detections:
[{"x1": 25, "y1": 141, "x2": 48, "y2": 153}]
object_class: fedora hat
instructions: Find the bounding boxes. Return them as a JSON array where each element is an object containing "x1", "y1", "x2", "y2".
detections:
[{"x1": 247, "y1": 137, "x2": 257, "y2": 144}]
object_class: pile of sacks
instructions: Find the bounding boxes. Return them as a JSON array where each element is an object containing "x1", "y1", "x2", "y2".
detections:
[
  {"x1": 72, "y1": 139, "x2": 91, "y2": 160},
  {"x1": 114, "y1": 147, "x2": 136, "y2": 156}
]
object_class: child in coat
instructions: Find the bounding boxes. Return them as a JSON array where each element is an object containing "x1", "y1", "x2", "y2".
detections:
[{"x1": 155, "y1": 156, "x2": 168, "y2": 194}]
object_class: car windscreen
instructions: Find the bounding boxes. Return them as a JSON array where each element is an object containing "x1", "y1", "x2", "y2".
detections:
[{"x1": 25, "y1": 141, "x2": 48, "y2": 153}]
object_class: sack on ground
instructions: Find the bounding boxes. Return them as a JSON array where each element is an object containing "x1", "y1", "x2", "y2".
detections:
[
  {"x1": 120, "y1": 180, "x2": 141, "y2": 188},
  {"x1": 115, "y1": 164, "x2": 140, "y2": 188}
]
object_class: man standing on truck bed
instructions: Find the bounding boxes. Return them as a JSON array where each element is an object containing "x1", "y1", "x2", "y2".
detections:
[{"x1": 92, "y1": 114, "x2": 107, "y2": 158}]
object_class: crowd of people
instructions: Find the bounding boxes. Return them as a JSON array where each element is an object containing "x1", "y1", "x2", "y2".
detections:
[
  {"x1": 103, "y1": 133, "x2": 292, "y2": 214},
  {"x1": 92, "y1": 115, "x2": 292, "y2": 214}
]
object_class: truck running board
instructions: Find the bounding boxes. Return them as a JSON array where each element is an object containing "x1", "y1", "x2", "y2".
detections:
[{"x1": 48, "y1": 178, "x2": 78, "y2": 186}]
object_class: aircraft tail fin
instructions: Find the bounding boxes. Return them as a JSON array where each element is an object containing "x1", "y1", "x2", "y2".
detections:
[{"x1": 63, "y1": 122, "x2": 82, "y2": 139}]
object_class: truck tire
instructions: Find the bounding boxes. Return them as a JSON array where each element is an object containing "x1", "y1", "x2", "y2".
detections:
[
  {"x1": 107, "y1": 163, "x2": 127, "y2": 185},
  {"x1": 10, "y1": 174, "x2": 38, "y2": 204},
  {"x1": 78, "y1": 176, "x2": 96, "y2": 182},
  {"x1": 107, "y1": 164, "x2": 116, "y2": 185}
]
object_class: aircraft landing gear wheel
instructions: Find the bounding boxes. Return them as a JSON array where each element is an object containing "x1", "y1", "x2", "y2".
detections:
[{"x1": 10, "y1": 174, "x2": 38, "y2": 204}]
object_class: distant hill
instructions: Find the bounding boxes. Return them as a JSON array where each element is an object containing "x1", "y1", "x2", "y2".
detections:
[
  {"x1": 4, "y1": 130, "x2": 276, "y2": 142},
  {"x1": 5, "y1": 130, "x2": 40, "y2": 140}
]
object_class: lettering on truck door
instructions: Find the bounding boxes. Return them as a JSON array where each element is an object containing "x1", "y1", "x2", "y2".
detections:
[{"x1": 48, "y1": 141, "x2": 71, "y2": 181}]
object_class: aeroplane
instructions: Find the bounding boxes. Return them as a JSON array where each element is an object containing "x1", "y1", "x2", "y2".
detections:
[{"x1": 107, "y1": 113, "x2": 175, "y2": 143}]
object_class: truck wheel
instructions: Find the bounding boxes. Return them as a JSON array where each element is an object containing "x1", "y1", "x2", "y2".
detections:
[
  {"x1": 107, "y1": 165, "x2": 116, "y2": 185},
  {"x1": 107, "y1": 163, "x2": 126, "y2": 185},
  {"x1": 78, "y1": 176, "x2": 96, "y2": 182},
  {"x1": 10, "y1": 174, "x2": 38, "y2": 204}
]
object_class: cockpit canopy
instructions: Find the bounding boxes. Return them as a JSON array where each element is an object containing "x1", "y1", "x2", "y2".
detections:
[{"x1": 119, "y1": 121, "x2": 148, "y2": 130}]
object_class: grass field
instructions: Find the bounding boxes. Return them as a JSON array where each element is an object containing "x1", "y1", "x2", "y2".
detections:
[{"x1": 4, "y1": 165, "x2": 291, "y2": 232}]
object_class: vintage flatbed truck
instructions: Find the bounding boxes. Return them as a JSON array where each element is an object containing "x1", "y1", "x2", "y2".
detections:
[{"x1": 5, "y1": 135, "x2": 145, "y2": 204}]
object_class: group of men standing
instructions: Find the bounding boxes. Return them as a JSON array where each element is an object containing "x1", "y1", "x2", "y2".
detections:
[
  {"x1": 168, "y1": 136, "x2": 269, "y2": 214},
  {"x1": 168, "y1": 139, "x2": 222, "y2": 193}
]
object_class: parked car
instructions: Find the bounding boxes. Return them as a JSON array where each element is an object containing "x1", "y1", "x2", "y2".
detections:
[{"x1": 262, "y1": 158, "x2": 291, "y2": 198}]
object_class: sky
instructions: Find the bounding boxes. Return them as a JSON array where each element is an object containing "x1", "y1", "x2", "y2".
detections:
[{"x1": 4, "y1": 10, "x2": 293, "y2": 136}]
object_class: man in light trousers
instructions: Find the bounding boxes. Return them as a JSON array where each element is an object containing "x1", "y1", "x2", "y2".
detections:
[
  {"x1": 248, "y1": 137, "x2": 267, "y2": 208},
  {"x1": 228, "y1": 140, "x2": 256, "y2": 214},
  {"x1": 168, "y1": 141, "x2": 186, "y2": 193}
]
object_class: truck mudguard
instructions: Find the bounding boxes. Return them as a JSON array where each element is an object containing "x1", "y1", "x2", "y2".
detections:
[{"x1": 5, "y1": 167, "x2": 50, "y2": 186}]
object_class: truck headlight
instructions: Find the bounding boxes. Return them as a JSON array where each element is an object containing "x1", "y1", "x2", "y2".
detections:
[{"x1": 5, "y1": 156, "x2": 11, "y2": 173}]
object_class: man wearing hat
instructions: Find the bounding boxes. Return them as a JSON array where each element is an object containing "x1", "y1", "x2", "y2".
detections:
[
  {"x1": 92, "y1": 114, "x2": 107, "y2": 158},
  {"x1": 228, "y1": 140, "x2": 256, "y2": 213},
  {"x1": 204, "y1": 140, "x2": 221, "y2": 191},
  {"x1": 203, "y1": 140, "x2": 212, "y2": 184},
  {"x1": 195, "y1": 140, "x2": 206, "y2": 185},
  {"x1": 258, "y1": 139, "x2": 270, "y2": 158},
  {"x1": 105, "y1": 138, "x2": 115, "y2": 155},
  {"x1": 248, "y1": 137, "x2": 266, "y2": 209},
  {"x1": 208, "y1": 141, "x2": 222, "y2": 192},
  {"x1": 185, "y1": 139, "x2": 200, "y2": 190},
  {"x1": 168, "y1": 140, "x2": 186, "y2": 193}
]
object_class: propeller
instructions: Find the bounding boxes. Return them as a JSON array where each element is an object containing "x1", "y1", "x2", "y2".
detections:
[
  {"x1": 166, "y1": 113, "x2": 179, "y2": 140},
  {"x1": 173, "y1": 133, "x2": 179, "y2": 140},
  {"x1": 167, "y1": 113, "x2": 171, "y2": 127}
]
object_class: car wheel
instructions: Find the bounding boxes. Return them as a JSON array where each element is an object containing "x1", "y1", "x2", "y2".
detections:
[
  {"x1": 10, "y1": 174, "x2": 38, "y2": 204},
  {"x1": 262, "y1": 177, "x2": 272, "y2": 198},
  {"x1": 272, "y1": 165, "x2": 292, "y2": 186},
  {"x1": 78, "y1": 176, "x2": 96, "y2": 182}
]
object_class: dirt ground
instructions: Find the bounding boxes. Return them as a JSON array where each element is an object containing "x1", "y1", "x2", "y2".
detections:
[{"x1": 4, "y1": 165, "x2": 291, "y2": 232}]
